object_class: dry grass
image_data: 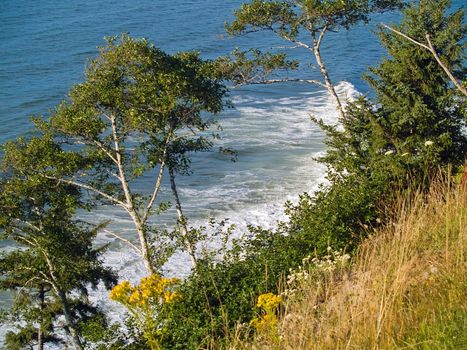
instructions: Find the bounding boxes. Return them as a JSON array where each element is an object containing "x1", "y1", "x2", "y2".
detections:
[{"x1": 231, "y1": 176, "x2": 466, "y2": 350}]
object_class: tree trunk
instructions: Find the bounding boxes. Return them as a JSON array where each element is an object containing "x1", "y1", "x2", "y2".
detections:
[
  {"x1": 37, "y1": 287, "x2": 45, "y2": 350},
  {"x1": 110, "y1": 114, "x2": 155, "y2": 274},
  {"x1": 57, "y1": 289, "x2": 83, "y2": 350},
  {"x1": 134, "y1": 219, "x2": 155, "y2": 274},
  {"x1": 313, "y1": 44, "x2": 345, "y2": 120},
  {"x1": 168, "y1": 167, "x2": 197, "y2": 268}
]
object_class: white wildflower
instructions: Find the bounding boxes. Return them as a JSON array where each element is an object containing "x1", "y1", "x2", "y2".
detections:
[{"x1": 425, "y1": 140, "x2": 434, "y2": 146}]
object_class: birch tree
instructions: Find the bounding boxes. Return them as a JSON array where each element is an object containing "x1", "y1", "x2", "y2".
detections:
[
  {"x1": 34, "y1": 35, "x2": 226, "y2": 273},
  {"x1": 223, "y1": 0, "x2": 402, "y2": 120}
]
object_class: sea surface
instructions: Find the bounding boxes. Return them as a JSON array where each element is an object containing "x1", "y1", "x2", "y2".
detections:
[{"x1": 2, "y1": 0, "x2": 461, "y2": 343}]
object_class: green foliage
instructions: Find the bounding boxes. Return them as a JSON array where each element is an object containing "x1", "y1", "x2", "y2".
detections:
[
  {"x1": 1, "y1": 2, "x2": 465, "y2": 349},
  {"x1": 287, "y1": 176, "x2": 384, "y2": 252},
  {"x1": 226, "y1": 0, "x2": 401, "y2": 36},
  {"x1": 214, "y1": 48, "x2": 299, "y2": 86},
  {"x1": 294, "y1": 0, "x2": 466, "y2": 262},
  {"x1": 400, "y1": 308, "x2": 467, "y2": 349},
  {"x1": 222, "y1": 0, "x2": 402, "y2": 87},
  {"x1": 2, "y1": 290, "x2": 63, "y2": 349},
  {"x1": 159, "y1": 222, "x2": 310, "y2": 349},
  {"x1": 0, "y1": 149, "x2": 116, "y2": 348},
  {"x1": 43, "y1": 34, "x2": 226, "y2": 201},
  {"x1": 366, "y1": 0, "x2": 466, "y2": 168},
  {"x1": 319, "y1": 0, "x2": 466, "y2": 186},
  {"x1": 15, "y1": 34, "x2": 229, "y2": 273}
]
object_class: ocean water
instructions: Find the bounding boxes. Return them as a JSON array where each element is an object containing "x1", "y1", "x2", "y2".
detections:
[{"x1": 3, "y1": 0, "x2": 460, "y2": 343}]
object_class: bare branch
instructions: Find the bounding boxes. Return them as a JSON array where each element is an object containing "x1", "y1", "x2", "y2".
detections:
[
  {"x1": 102, "y1": 229, "x2": 142, "y2": 255},
  {"x1": 273, "y1": 44, "x2": 303, "y2": 49},
  {"x1": 142, "y1": 160, "x2": 166, "y2": 224},
  {"x1": 382, "y1": 23, "x2": 467, "y2": 96},
  {"x1": 110, "y1": 115, "x2": 136, "y2": 211},
  {"x1": 425, "y1": 34, "x2": 467, "y2": 97},
  {"x1": 18, "y1": 276, "x2": 42, "y2": 292},
  {"x1": 92, "y1": 139, "x2": 118, "y2": 164},
  {"x1": 43, "y1": 175, "x2": 127, "y2": 208},
  {"x1": 235, "y1": 78, "x2": 326, "y2": 89},
  {"x1": 271, "y1": 28, "x2": 313, "y2": 52},
  {"x1": 316, "y1": 24, "x2": 328, "y2": 50},
  {"x1": 381, "y1": 23, "x2": 430, "y2": 50},
  {"x1": 12, "y1": 218, "x2": 41, "y2": 232},
  {"x1": 16, "y1": 235, "x2": 60, "y2": 292}
]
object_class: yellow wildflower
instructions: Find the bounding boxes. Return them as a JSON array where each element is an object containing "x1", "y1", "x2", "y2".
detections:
[
  {"x1": 257, "y1": 293, "x2": 282, "y2": 312},
  {"x1": 251, "y1": 313, "x2": 279, "y2": 332},
  {"x1": 109, "y1": 280, "x2": 132, "y2": 303},
  {"x1": 128, "y1": 289, "x2": 144, "y2": 306}
]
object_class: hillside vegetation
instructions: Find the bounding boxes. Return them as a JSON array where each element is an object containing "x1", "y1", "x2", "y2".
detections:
[{"x1": 230, "y1": 175, "x2": 466, "y2": 349}]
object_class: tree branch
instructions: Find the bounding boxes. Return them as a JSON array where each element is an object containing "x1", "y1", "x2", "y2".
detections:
[
  {"x1": 16, "y1": 235, "x2": 39, "y2": 248},
  {"x1": 235, "y1": 78, "x2": 326, "y2": 88},
  {"x1": 316, "y1": 24, "x2": 328, "y2": 50},
  {"x1": 18, "y1": 276, "x2": 43, "y2": 292},
  {"x1": 110, "y1": 115, "x2": 137, "y2": 213},
  {"x1": 142, "y1": 148, "x2": 168, "y2": 224},
  {"x1": 43, "y1": 175, "x2": 127, "y2": 209},
  {"x1": 381, "y1": 23, "x2": 430, "y2": 50},
  {"x1": 271, "y1": 28, "x2": 314, "y2": 52},
  {"x1": 425, "y1": 34, "x2": 467, "y2": 97},
  {"x1": 92, "y1": 139, "x2": 118, "y2": 165},
  {"x1": 382, "y1": 23, "x2": 467, "y2": 96},
  {"x1": 102, "y1": 229, "x2": 142, "y2": 255},
  {"x1": 12, "y1": 219, "x2": 41, "y2": 233}
]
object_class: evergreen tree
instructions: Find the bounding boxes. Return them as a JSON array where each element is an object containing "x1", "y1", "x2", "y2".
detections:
[
  {"x1": 288, "y1": 0, "x2": 466, "y2": 257},
  {"x1": 0, "y1": 139, "x2": 116, "y2": 349},
  {"x1": 320, "y1": 0, "x2": 466, "y2": 187}
]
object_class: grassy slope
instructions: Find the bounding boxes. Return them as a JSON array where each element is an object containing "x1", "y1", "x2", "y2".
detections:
[{"x1": 232, "y1": 177, "x2": 466, "y2": 349}]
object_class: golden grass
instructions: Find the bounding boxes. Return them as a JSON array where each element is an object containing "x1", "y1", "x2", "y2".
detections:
[{"x1": 231, "y1": 176, "x2": 466, "y2": 350}]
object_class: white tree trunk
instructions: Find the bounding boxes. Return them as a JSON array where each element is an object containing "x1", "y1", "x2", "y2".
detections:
[
  {"x1": 168, "y1": 167, "x2": 197, "y2": 268},
  {"x1": 313, "y1": 43, "x2": 345, "y2": 120},
  {"x1": 38, "y1": 287, "x2": 45, "y2": 350},
  {"x1": 110, "y1": 114, "x2": 155, "y2": 274}
]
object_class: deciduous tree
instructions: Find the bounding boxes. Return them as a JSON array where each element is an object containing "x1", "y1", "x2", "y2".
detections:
[
  {"x1": 34, "y1": 35, "x2": 226, "y2": 273},
  {"x1": 223, "y1": 0, "x2": 402, "y2": 119}
]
